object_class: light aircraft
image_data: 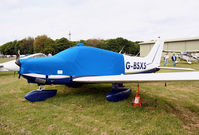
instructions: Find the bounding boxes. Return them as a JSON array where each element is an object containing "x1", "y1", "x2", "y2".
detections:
[
  {"x1": 163, "y1": 50, "x2": 199, "y2": 64},
  {"x1": 16, "y1": 38, "x2": 199, "y2": 102},
  {"x1": 0, "y1": 53, "x2": 46, "y2": 71}
]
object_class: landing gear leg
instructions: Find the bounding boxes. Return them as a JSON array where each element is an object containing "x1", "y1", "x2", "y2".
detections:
[{"x1": 38, "y1": 85, "x2": 46, "y2": 90}]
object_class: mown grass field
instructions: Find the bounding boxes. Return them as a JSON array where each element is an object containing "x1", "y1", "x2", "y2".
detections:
[{"x1": 0, "y1": 58, "x2": 199, "y2": 135}]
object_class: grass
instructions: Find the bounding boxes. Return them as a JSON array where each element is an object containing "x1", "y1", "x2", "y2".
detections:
[{"x1": 0, "y1": 58, "x2": 199, "y2": 135}]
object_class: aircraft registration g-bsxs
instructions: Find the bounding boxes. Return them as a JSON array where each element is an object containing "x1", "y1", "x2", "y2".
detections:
[{"x1": 16, "y1": 38, "x2": 199, "y2": 102}]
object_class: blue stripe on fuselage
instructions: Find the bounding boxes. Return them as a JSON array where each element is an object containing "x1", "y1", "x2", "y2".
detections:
[
  {"x1": 22, "y1": 74, "x2": 72, "y2": 85},
  {"x1": 125, "y1": 68, "x2": 160, "y2": 74}
]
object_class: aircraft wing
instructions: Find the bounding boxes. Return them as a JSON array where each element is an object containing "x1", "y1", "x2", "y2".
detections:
[
  {"x1": 163, "y1": 50, "x2": 182, "y2": 53},
  {"x1": 73, "y1": 72, "x2": 199, "y2": 83},
  {"x1": 0, "y1": 65, "x2": 8, "y2": 71},
  {"x1": 185, "y1": 50, "x2": 199, "y2": 53}
]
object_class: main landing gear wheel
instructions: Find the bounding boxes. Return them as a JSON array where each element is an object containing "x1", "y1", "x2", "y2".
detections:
[
  {"x1": 106, "y1": 83, "x2": 131, "y2": 102},
  {"x1": 24, "y1": 85, "x2": 57, "y2": 102}
]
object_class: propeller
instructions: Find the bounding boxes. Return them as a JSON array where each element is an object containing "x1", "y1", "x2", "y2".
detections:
[
  {"x1": 15, "y1": 50, "x2": 21, "y2": 66},
  {"x1": 15, "y1": 50, "x2": 21, "y2": 79}
]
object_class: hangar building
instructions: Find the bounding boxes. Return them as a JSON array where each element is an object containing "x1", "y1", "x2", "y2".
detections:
[{"x1": 139, "y1": 37, "x2": 199, "y2": 57}]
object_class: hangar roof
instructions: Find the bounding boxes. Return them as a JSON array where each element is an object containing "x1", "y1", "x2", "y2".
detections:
[{"x1": 139, "y1": 37, "x2": 199, "y2": 45}]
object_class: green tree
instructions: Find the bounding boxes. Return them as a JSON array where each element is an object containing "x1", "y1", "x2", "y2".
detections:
[
  {"x1": 19, "y1": 37, "x2": 34, "y2": 54},
  {"x1": 0, "y1": 41, "x2": 18, "y2": 55},
  {"x1": 0, "y1": 36, "x2": 140, "y2": 56},
  {"x1": 43, "y1": 38, "x2": 55, "y2": 55},
  {"x1": 127, "y1": 41, "x2": 140, "y2": 56},
  {"x1": 96, "y1": 37, "x2": 140, "y2": 55},
  {"x1": 33, "y1": 35, "x2": 48, "y2": 53},
  {"x1": 85, "y1": 39, "x2": 104, "y2": 47},
  {"x1": 0, "y1": 43, "x2": 7, "y2": 55},
  {"x1": 54, "y1": 37, "x2": 71, "y2": 54},
  {"x1": 14, "y1": 40, "x2": 22, "y2": 54}
]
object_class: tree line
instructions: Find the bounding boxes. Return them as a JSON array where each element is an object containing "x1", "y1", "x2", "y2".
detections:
[{"x1": 0, "y1": 35, "x2": 140, "y2": 56}]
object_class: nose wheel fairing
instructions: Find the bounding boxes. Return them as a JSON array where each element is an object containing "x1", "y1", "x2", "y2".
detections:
[{"x1": 24, "y1": 89, "x2": 57, "y2": 102}]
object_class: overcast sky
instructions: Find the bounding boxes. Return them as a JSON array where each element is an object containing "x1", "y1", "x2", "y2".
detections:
[{"x1": 0, "y1": 0, "x2": 199, "y2": 45}]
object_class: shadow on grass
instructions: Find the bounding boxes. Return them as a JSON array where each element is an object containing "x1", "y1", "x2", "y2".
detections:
[
  {"x1": 45, "y1": 84, "x2": 113, "y2": 105},
  {"x1": 52, "y1": 84, "x2": 173, "y2": 111},
  {"x1": 56, "y1": 84, "x2": 112, "y2": 97},
  {"x1": 52, "y1": 84, "x2": 174, "y2": 108}
]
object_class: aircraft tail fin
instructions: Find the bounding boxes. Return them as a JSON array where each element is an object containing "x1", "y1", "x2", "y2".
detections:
[{"x1": 145, "y1": 38, "x2": 164, "y2": 67}]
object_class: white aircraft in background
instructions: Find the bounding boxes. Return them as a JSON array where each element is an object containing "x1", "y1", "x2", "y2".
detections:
[
  {"x1": 0, "y1": 53, "x2": 46, "y2": 71},
  {"x1": 16, "y1": 38, "x2": 199, "y2": 102},
  {"x1": 163, "y1": 50, "x2": 199, "y2": 64}
]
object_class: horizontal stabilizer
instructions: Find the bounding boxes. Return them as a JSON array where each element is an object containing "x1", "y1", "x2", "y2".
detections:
[
  {"x1": 158, "y1": 67, "x2": 195, "y2": 71},
  {"x1": 164, "y1": 50, "x2": 199, "y2": 53},
  {"x1": 73, "y1": 72, "x2": 199, "y2": 83}
]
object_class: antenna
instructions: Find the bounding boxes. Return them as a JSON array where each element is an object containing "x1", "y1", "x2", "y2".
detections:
[
  {"x1": 119, "y1": 46, "x2": 125, "y2": 54},
  {"x1": 69, "y1": 31, "x2": 71, "y2": 41}
]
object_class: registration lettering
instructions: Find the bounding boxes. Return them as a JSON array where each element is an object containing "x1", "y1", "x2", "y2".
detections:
[{"x1": 126, "y1": 62, "x2": 146, "y2": 70}]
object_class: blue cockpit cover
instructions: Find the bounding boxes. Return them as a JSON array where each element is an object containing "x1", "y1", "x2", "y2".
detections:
[{"x1": 19, "y1": 46, "x2": 124, "y2": 76}]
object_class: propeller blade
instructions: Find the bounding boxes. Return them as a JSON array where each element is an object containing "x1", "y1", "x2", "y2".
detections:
[
  {"x1": 16, "y1": 50, "x2": 20, "y2": 60},
  {"x1": 15, "y1": 50, "x2": 21, "y2": 66},
  {"x1": 15, "y1": 59, "x2": 21, "y2": 66}
]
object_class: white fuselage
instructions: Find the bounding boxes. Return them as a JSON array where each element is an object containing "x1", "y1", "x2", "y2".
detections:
[{"x1": 123, "y1": 55, "x2": 157, "y2": 74}]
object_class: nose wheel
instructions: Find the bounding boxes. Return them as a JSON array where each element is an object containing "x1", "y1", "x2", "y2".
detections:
[{"x1": 24, "y1": 85, "x2": 57, "y2": 102}]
